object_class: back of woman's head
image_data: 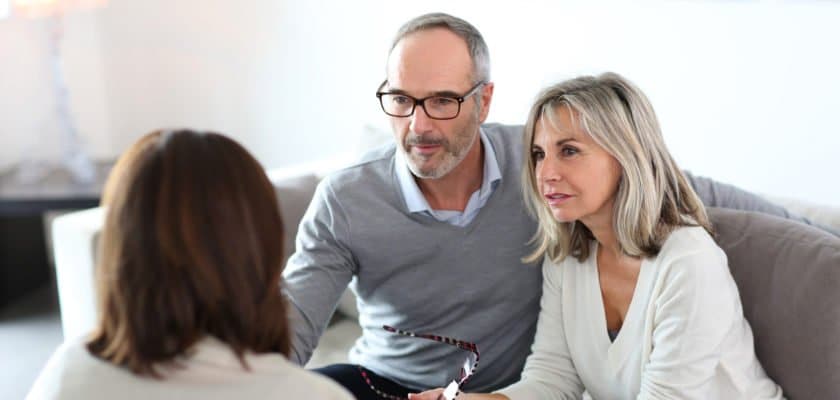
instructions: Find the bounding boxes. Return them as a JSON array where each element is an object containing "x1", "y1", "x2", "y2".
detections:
[
  {"x1": 88, "y1": 130, "x2": 290, "y2": 376},
  {"x1": 522, "y1": 73, "x2": 711, "y2": 263}
]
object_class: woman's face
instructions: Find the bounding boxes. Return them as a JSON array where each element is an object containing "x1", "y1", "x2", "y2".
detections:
[{"x1": 531, "y1": 106, "x2": 622, "y2": 227}]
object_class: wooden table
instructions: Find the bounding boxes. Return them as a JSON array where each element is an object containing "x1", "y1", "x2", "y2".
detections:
[{"x1": 0, "y1": 163, "x2": 111, "y2": 309}]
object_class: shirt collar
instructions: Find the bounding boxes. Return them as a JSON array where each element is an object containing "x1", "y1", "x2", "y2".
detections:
[{"x1": 395, "y1": 128, "x2": 502, "y2": 214}]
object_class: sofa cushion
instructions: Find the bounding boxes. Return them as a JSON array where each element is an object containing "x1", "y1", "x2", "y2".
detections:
[{"x1": 708, "y1": 207, "x2": 840, "y2": 399}]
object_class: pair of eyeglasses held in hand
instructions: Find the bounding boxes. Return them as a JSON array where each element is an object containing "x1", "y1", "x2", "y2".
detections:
[{"x1": 359, "y1": 325, "x2": 481, "y2": 400}]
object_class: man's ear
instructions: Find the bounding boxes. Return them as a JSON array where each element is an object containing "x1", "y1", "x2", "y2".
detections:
[{"x1": 478, "y1": 82, "x2": 495, "y2": 123}]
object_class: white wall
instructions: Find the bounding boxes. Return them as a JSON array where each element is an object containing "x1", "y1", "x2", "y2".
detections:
[{"x1": 1, "y1": 1, "x2": 838, "y2": 205}]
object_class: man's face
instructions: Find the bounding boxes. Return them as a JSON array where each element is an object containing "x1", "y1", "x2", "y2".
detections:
[{"x1": 385, "y1": 28, "x2": 493, "y2": 179}]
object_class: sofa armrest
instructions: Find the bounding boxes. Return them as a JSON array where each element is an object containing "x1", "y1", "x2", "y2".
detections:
[{"x1": 51, "y1": 207, "x2": 105, "y2": 340}]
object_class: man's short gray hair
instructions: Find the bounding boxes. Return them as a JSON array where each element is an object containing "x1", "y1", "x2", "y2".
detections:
[{"x1": 390, "y1": 12, "x2": 491, "y2": 84}]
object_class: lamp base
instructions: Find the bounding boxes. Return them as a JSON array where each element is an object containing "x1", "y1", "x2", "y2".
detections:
[{"x1": 14, "y1": 151, "x2": 97, "y2": 187}]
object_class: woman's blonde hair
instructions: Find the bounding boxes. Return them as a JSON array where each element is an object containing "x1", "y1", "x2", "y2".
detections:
[{"x1": 522, "y1": 72, "x2": 711, "y2": 263}]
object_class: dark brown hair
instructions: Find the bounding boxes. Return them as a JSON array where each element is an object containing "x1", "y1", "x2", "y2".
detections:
[{"x1": 87, "y1": 130, "x2": 290, "y2": 376}]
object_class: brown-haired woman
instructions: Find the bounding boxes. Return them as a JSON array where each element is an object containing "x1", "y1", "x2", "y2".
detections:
[{"x1": 27, "y1": 130, "x2": 352, "y2": 400}]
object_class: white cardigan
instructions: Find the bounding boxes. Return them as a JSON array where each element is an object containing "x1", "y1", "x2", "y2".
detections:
[
  {"x1": 498, "y1": 227, "x2": 785, "y2": 400},
  {"x1": 26, "y1": 336, "x2": 353, "y2": 400}
]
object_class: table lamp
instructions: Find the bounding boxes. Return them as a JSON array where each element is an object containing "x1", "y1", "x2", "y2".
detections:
[{"x1": 12, "y1": 0, "x2": 107, "y2": 185}]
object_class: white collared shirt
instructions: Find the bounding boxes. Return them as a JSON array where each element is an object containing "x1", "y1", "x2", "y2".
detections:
[{"x1": 395, "y1": 129, "x2": 502, "y2": 227}]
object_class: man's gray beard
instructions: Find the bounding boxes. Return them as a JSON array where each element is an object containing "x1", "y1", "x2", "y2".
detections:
[
  {"x1": 405, "y1": 128, "x2": 478, "y2": 180},
  {"x1": 406, "y1": 151, "x2": 460, "y2": 179}
]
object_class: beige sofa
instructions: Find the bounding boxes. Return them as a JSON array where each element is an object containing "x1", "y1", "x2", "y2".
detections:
[{"x1": 51, "y1": 159, "x2": 840, "y2": 397}]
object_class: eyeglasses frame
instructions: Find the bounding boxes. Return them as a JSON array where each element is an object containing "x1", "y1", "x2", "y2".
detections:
[
  {"x1": 375, "y1": 80, "x2": 486, "y2": 120},
  {"x1": 358, "y1": 324, "x2": 481, "y2": 400}
]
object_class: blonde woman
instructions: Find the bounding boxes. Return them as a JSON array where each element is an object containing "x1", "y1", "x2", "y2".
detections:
[{"x1": 410, "y1": 74, "x2": 784, "y2": 399}]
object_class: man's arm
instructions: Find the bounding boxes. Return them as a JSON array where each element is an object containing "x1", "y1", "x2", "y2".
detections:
[
  {"x1": 283, "y1": 179, "x2": 357, "y2": 365},
  {"x1": 685, "y1": 171, "x2": 816, "y2": 226}
]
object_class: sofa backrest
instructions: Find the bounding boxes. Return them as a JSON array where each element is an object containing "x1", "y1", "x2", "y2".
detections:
[
  {"x1": 708, "y1": 207, "x2": 840, "y2": 399},
  {"x1": 271, "y1": 173, "x2": 321, "y2": 263}
]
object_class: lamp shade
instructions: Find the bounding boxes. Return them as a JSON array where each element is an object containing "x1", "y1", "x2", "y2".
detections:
[{"x1": 13, "y1": 0, "x2": 105, "y2": 18}]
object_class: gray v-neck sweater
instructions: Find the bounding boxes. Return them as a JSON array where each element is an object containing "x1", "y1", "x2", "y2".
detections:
[{"x1": 284, "y1": 123, "x2": 542, "y2": 392}]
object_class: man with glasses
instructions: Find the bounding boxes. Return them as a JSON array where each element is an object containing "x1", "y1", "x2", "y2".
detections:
[{"x1": 283, "y1": 12, "x2": 814, "y2": 400}]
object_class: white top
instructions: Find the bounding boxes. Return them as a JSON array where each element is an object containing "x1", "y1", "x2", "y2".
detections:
[
  {"x1": 26, "y1": 336, "x2": 353, "y2": 400},
  {"x1": 498, "y1": 226, "x2": 785, "y2": 400}
]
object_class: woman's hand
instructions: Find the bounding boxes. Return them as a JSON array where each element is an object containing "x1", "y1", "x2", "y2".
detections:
[
  {"x1": 408, "y1": 389, "x2": 509, "y2": 400},
  {"x1": 407, "y1": 388, "x2": 445, "y2": 400}
]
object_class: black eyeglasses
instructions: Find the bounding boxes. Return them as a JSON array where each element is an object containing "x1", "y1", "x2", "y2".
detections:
[
  {"x1": 375, "y1": 81, "x2": 485, "y2": 120},
  {"x1": 359, "y1": 325, "x2": 480, "y2": 400}
]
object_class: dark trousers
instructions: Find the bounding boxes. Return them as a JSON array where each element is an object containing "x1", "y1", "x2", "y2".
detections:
[{"x1": 313, "y1": 363, "x2": 419, "y2": 400}]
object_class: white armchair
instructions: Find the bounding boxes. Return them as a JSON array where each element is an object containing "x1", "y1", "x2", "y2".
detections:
[{"x1": 51, "y1": 207, "x2": 103, "y2": 341}]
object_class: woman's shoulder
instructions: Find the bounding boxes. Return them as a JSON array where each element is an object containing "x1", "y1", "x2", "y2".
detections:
[
  {"x1": 29, "y1": 337, "x2": 353, "y2": 400},
  {"x1": 240, "y1": 355, "x2": 352, "y2": 399},
  {"x1": 653, "y1": 225, "x2": 730, "y2": 282},
  {"x1": 188, "y1": 338, "x2": 353, "y2": 399},
  {"x1": 26, "y1": 336, "x2": 106, "y2": 399},
  {"x1": 271, "y1": 365, "x2": 354, "y2": 399},
  {"x1": 659, "y1": 226, "x2": 722, "y2": 259},
  {"x1": 39, "y1": 335, "x2": 98, "y2": 370}
]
